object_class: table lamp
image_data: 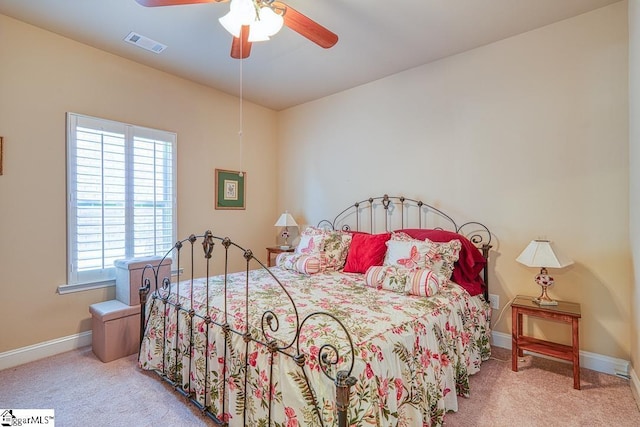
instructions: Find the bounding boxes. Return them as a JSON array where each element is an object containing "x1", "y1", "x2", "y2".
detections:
[
  {"x1": 274, "y1": 211, "x2": 298, "y2": 249},
  {"x1": 516, "y1": 239, "x2": 573, "y2": 306}
]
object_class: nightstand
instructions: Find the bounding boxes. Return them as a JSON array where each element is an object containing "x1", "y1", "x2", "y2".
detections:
[
  {"x1": 511, "y1": 295, "x2": 581, "y2": 389},
  {"x1": 266, "y1": 246, "x2": 294, "y2": 267}
]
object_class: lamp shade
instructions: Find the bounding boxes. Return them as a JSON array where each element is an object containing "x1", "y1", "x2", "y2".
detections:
[
  {"x1": 256, "y1": 6, "x2": 284, "y2": 37},
  {"x1": 248, "y1": 7, "x2": 284, "y2": 42},
  {"x1": 274, "y1": 212, "x2": 298, "y2": 227},
  {"x1": 219, "y1": 0, "x2": 257, "y2": 38},
  {"x1": 516, "y1": 240, "x2": 573, "y2": 269}
]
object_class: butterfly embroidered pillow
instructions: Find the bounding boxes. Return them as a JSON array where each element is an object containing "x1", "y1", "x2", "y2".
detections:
[
  {"x1": 295, "y1": 234, "x2": 324, "y2": 254},
  {"x1": 294, "y1": 227, "x2": 326, "y2": 265},
  {"x1": 383, "y1": 236, "x2": 433, "y2": 270}
]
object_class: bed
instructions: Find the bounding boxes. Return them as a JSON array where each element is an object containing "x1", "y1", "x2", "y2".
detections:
[{"x1": 137, "y1": 195, "x2": 492, "y2": 426}]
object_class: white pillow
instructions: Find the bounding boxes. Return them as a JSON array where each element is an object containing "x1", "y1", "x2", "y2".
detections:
[
  {"x1": 384, "y1": 239, "x2": 433, "y2": 270},
  {"x1": 295, "y1": 233, "x2": 325, "y2": 256}
]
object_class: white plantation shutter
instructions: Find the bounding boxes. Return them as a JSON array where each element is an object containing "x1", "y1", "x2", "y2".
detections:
[{"x1": 67, "y1": 113, "x2": 176, "y2": 286}]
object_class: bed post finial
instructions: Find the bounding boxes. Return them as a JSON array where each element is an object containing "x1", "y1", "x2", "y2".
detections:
[
  {"x1": 382, "y1": 194, "x2": 390, "y2": 209},
  {"x1": 335, "y1": 370, "x2": 356, "y2": 427}
]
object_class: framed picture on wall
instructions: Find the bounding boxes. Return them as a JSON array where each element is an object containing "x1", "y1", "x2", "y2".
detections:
[{"x1": 215, "y1": 169, "x2": 246, "y2": 210}]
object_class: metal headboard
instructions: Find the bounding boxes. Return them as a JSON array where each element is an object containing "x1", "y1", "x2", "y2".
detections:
[{"x1": 318, "y1": 194, "x2": 493, "y2": 299}]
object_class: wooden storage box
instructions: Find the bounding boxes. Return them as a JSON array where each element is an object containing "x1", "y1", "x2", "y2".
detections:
[
  {"x1": 90, "y1": 300, "x2": 141, "y2": 363},
  {"x1": 114, "y1": 256, "x2": 171, "y2": 306}
]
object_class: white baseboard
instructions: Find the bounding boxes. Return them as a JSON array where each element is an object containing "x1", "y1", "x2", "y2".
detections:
[
  {"x1": 491, "y1": 330, "x2": 630, "y2": 377},
  {"x1": 0, "y1": 331, "x2": 92, "y2": 371}
]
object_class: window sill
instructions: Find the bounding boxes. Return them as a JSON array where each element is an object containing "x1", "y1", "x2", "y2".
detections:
[{"x1": 57, "y1": 280, "x2": 115, "y2": 295}]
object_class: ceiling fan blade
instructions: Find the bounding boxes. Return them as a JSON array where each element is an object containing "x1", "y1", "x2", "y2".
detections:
[
  {"x1": 135, "y1": 0, "x2": 226, "y2": 6},
  {"x1": 275, "y1": 2, "x2": 338, "y2": 49},
  {"x1": 231, "y1": 26, "x2": 252, "y2": 59}
]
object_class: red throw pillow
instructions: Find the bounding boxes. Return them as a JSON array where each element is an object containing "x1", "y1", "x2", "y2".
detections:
[
  {"x1": 396, "y1": 229, "x2": 487, "y2": 296},
  {"x1": 343, "y1": 232, "x2": 392, "y2": 274}
]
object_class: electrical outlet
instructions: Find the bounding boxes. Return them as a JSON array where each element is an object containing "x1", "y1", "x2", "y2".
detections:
[{"x1": 488, "y1": 294, "x2": 499, "y2": 309}]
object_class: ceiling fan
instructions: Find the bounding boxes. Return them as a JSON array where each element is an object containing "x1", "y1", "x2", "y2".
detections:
[{"x1": 134, "y1": 0, "x2": 338, "y2": 59}]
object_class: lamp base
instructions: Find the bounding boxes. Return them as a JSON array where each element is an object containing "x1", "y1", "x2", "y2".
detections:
[
  {"x1": 533, "y1": 280, "x2": 558, "y2": 306},
  {"x1": 280, "y1": 227, "x2": 291, "y2": 250},
  {"x1": 534, "y1": 297, "x2": 559, "y2": 306}
]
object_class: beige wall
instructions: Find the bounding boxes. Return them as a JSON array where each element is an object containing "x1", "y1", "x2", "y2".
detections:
[
  {"x1": 0, "y1": 15, "x2": 278, "y2": 353},
  {"x1": 278, "y1": 3, "x2": 630, "y2": 359},
  {"x1": 629, "y1": 0, "x2": 640, "y2": 397},
  {"x1": 0, "y1": 3, "x2": 633, "y2": 365}
]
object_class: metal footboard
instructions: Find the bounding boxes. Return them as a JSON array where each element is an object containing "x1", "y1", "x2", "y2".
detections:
[{"x1": 138, "y1": 231, "x2": 356, "y2": 426}]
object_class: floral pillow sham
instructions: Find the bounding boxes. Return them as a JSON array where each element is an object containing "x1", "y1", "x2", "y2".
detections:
[{"x1": 294, "y1": 226, "x2": 352, "y2": 272}]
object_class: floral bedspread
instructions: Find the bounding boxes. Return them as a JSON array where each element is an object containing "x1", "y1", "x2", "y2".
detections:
[{"x1": 138, "y1": 267, "x2": 491, "y2": 426}]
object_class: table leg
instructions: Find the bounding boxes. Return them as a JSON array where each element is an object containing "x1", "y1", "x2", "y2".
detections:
[
  {"x1": 572, "y1": 317, "x2": 580, "y2": 390},
  {"x1": 512, "y1": 307, "x2": 518, "y2": 372},
  {"x1": 517, "y1": 312, "x2": 524, "y2": 357}
]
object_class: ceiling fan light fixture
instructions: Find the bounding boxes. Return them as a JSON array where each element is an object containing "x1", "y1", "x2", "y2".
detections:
[
  {"x1": 248, "y1": 7, "x2": 283, "y2": 42},
  {"x1": 248, "y1": 23, "x2": 270, "y2": 42},
  {"x1": 136, "y1": 0, "x2": 338, "y2": 59},
  {"x1": 219, "y1": 11, "x2": 242, "y2": 38},
  {"x1": 219, "y1": 0, "x2": 257, "y2": 37},
  {"x1": 257, "y1": 6, "x2": 284, "y2": 37}
]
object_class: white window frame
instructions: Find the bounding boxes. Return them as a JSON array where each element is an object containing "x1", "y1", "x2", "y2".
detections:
[{"x1": 62, "y1": 113, "x2": 177, "y2": 293}]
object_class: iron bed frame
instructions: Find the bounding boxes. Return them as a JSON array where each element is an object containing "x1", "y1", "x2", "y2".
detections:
[{"x1": 137, "y1": 195, "x2": 492, "y2": 426}]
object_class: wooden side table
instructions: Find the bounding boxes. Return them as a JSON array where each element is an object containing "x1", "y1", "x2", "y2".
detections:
[
  {"x1": 511, "y1": 295, "x2": 582, "y2": 389},
  {"x1": 266, "y1": 246, "x2": 294, "y2": 267}
]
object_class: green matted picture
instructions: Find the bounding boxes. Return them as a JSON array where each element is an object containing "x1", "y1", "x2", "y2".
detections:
[{"x1": 215, "y1": 169, "x2": 246, "y2": 210}]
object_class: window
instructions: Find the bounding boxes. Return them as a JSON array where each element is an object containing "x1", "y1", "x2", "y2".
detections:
[{"x1": 66, "y1": 113, "x2": 177, "y2": 287}]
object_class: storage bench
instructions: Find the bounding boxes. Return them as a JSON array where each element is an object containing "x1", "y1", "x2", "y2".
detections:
[
  {"x1": 115, "y1": 256, "x2": 171, "y2": 306},
  {"x1": 89, "y1": 300, "x2": 141, "y2": 362}
]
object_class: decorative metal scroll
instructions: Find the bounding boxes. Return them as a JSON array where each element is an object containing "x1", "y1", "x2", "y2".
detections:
[{"x1": 138, "y1": 231, "x2": 356, "y2": 427}]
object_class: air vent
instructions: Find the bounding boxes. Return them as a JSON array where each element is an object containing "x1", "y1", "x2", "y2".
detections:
[{"x1": 124, "y1": 31, "x2": 167, "y2": 54}]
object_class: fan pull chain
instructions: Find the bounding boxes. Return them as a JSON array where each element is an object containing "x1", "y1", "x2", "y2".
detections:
[{"x1": 238, "y1": 38, "x2": 244, "y2": 178}]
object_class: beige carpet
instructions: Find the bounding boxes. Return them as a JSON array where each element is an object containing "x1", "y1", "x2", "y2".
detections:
[
  {"x1": 445, "y1": 347, "x2": 640, "y2": 426},
  {"x1": 0, "y1": 346, "x2": 638, "y2": 426},
  {"x1": 0, "y1": 347, "x2": 212, "y2": 426}
]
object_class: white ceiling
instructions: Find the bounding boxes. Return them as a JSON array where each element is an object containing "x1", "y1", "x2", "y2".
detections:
[{"x1": 0, "y1": 0, "x2": 622, "y2": 111}]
